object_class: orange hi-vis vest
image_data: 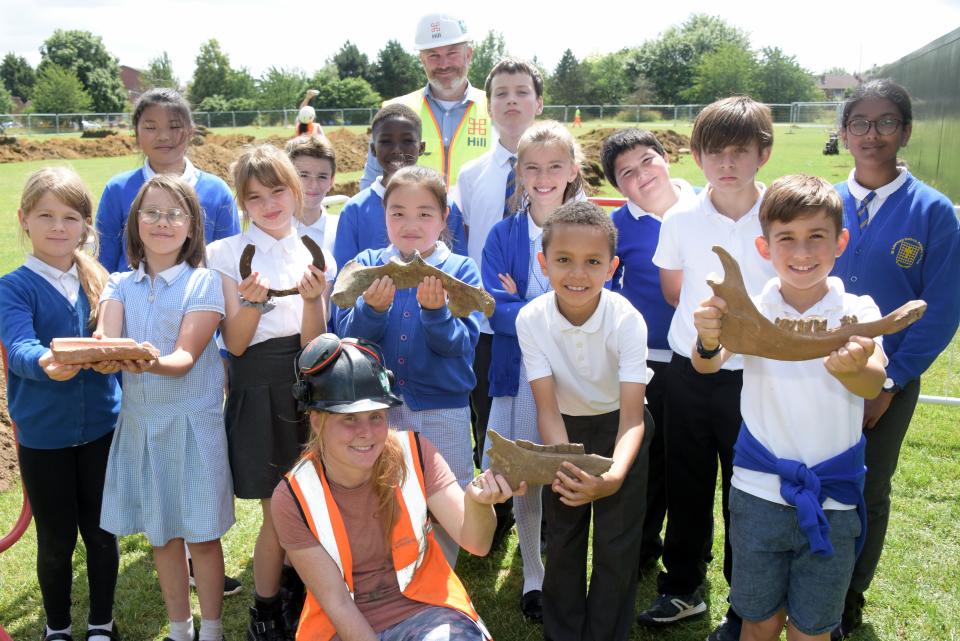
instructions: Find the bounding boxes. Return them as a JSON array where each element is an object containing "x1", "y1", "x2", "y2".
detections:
[
  {"x1": 386, "y1": 86, "x2": 493, "y2": 189},
  {"x1": 284, "y1": 431, "x2": 492, "y2": 641}
]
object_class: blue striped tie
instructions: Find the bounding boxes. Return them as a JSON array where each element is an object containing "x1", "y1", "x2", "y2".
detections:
[
  {"x1": 857, "y1": 191, "x2": 876, "y2": 230},
  {"x1": 503, "y1": 157, "x2": 517, "y2": 218}
]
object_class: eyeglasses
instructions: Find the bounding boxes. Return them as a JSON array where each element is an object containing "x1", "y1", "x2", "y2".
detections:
[
  {"x1": 138, "y1": 207, "x2": 190, "y2": 227},
  {"x1": 846, "y1": 118, "x2": 902, "y2": 136}
]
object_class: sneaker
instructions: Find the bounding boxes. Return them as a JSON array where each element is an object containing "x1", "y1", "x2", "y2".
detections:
[
  {"x1": 519, "y1": 590, "x2": 543, "y2": 623},
  {"x1": 636, "y1": 593, "x2": 707, "y2": 625},
  {"x1": 188, "y1": 559, "x2": 243, "y2": 596},
  {"x1": 706, "y1": 616, "x2": 741, "y2": 641}
]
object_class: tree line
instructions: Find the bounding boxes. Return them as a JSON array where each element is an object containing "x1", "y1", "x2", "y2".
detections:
[{"x1": 1, "y1": 15, "x2": 833, "y2": 116}]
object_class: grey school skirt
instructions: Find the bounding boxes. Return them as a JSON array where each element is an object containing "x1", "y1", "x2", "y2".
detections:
[{"x1": 225, "y1": 334, "x2": 308, "y2": 499}]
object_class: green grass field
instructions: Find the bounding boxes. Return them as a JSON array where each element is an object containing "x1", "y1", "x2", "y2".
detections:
[{"x1": 0, "y1": 123, "x2": 957, "y2": 640}]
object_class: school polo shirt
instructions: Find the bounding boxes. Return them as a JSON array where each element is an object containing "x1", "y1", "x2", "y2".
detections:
[
  {"x1": 516, "y1": 289, "x2": 651, "y2": 416},
  {"x1": 733, "y1": 277, "x2": 885, "y2": 510},
  {"x1": 206, "y1": 224, "x2": 335, "y2": 347},
  {"x1": 653, "y1": 184, "x2": 774, "y2": 370},
  {"x1": 846, "y1": 167, "x2": 908, "y2": 223},
  {"x1": 296, "y1": 212, "x2": 339, "y2": 284},
  {"x1": 24, "y1": 254, "x2": 80, "y2": 305}
]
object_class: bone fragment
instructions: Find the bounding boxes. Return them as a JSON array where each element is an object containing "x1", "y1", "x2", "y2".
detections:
[
  {"x1": 50, "y1": 338, "x2": 160, "y2": 364},
  {"x1": 483, "y1": 429, "x2": 614, "y2": 490},
  {"x1": 706, "y1": 245, "x2": 926, "y2": 361},
  {"x1": 238, "y1": 235, "x2": 326, "y2": 298},
  {"x1": 332, "y1": 251, "x2": 495, "y2": 318}
]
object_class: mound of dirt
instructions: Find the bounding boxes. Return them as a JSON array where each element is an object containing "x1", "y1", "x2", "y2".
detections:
[
  {"x1": 576, "y1": 128, "x2": 691, "y2": 194},
  {"x1": 0, "y1": 366, "x2": 16, "y2": 493},
  {"x1": 0, "y1": 133, "x2": 141, "y2": 164}
]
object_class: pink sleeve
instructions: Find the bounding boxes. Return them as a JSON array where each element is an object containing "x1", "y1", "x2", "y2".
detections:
[{"x1": 271, "y1": 481, "x2": 322, "y2": 551}]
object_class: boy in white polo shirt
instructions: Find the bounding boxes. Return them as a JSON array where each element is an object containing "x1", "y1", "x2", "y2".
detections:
[
  {"x1": 639, "y1": 95, "x2": 776, "y2": 641},
  {"x1": 516, "y1": 201, "x2": 652, "y2": 641},
  {"x1": 692, "y1": 174, "x2": 886, "y2": 641}
]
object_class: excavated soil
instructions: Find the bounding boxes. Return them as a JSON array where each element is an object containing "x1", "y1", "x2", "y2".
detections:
[
  {"x1": 0, "y1": 129, "x2": 372, "y2": 199},
  {"x1": 576, "y1": 128, "x2": 691, "y2": 194},
  {"x1": 0, "y1": 367, "x2": 16, "y2": 492}
]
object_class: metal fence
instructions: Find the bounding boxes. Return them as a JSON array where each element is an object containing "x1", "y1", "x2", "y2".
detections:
[{"x1": 0, "y1": 101, "x2": 846, "y2": 135}]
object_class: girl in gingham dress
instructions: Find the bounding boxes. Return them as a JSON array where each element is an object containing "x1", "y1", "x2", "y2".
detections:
[
  {"x1": 96, "y1": 175, "x2": 233, "y2": 641},
  {"x1": 480, "y1": 120, "x2": 586, "y2": 622},
  {"x1": 334, "y1": 166, "x2": 482, "y2": 567}
]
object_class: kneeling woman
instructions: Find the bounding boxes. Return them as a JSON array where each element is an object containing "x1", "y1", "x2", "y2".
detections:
[{"x1": 271, "y1": 334, "x2": 522, "y2": 641}]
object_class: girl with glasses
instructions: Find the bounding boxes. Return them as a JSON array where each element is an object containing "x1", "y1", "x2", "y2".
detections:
[{"x1": 95, "y1": 175, "x2": 234, "y2": 641}]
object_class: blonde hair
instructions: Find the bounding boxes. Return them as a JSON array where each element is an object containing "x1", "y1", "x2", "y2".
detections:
[
  {"x1": 125, "y1": 175, "x2": 207, "y2": 269},
  {"x1": 515, "y1": 120, "x2": 584, "y2": 212},
  {"x1": 304, "y1": 411, "x2": 408, "y2": 545},
  {"x1": 231, "y1": 144, "x2": 304, "y2": 223},
  {"x1": 19, "y1": 167, "x2": 108, "y2": 327}
]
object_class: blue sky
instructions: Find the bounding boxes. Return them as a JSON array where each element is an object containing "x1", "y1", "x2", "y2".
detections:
[{"x1": 3, "y1": 0, "x2": 959, "y2": 85}]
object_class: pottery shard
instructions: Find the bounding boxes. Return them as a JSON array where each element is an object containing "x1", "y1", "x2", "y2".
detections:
[
  {"x1": 707, "y1": 245, "x2": 927, "y2": 361},
  {"x1": 332, "y1": 251, "x2": 495, "y2": 318},
  {"x1": 484, "y1": 429, "x2": 614, "y2": 490},
  {"x1": 50, "y1": 338, "x2": 160, "y2": 364}
]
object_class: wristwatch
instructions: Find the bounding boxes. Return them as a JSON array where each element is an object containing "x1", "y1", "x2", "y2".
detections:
[
  {"x1": 696, "y1": 336, "x2": 722, "y2": 359},
  {"x1": 239, "y1": 297, "x2": 276, "y2": 315},
  {"x1": 882, "y1": 377, "x2": 900, "y2": 394}
]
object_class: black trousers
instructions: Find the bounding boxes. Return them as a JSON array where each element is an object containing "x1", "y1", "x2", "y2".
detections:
[
  {"x1": 848, "y1": 378, "x2": 922, "y2": 595},
  {"x1": 470, "y1": 332, "x2": 494, "y2": 467},
  {"x1": 657, "y1": 353, "x2": 743, "y2": 596},
  {"x1": 18, "y1": 431, "x2": 119, "y2": 629},
  {"x1": 542, "y1": 408, "x2": 652, "y2": 641},
  {"x1": 640, "y1": 359, "x2": 669, "y2": 560}
]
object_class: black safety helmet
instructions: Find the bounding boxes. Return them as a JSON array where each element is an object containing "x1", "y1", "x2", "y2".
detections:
[{"x1": 292, "y1": 334, "x2": 403, "y2": 413}]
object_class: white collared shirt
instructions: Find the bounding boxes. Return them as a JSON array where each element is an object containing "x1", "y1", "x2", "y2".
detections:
[
  {"x1": 206, "y1": 224, "x2": 335, "y2": 346},
  {"x1": 517, "y1": 289, "x2": 652, "y2": 416},
  {"x1": 143, "y1": 157, "x2": 200, "y2": 188},
  {"x1": 295, "y1": 213, "x2": 340, "y2": 283},
  {"x1": 734, "y1": 277, "x2": 885, "y2": 509},
  {"x1": 24, "y1": 254, "x2": 80, "y2": 305},
  {"x1": 846, "y1": 168, "x2": 909, "y2": 223},
  {"x1": 653, "y1": 183, "x2": 775, "y2": 370},
  {"x1": 626, "y1": 178, "x2": 699, "y2": 221},
  {"x1": 371, "y1": 176, "x2": 386, "y2": 199}
]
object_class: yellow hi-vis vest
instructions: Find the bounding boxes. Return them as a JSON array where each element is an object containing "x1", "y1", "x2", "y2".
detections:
[
  {"x1": 386, "y1": 86, "x2": 493, "y2": 188},
  {"x1": 284, "y1": 431, "x2": 492, "y2": 641}
]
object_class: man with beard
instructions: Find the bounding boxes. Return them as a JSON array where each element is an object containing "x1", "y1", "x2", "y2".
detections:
[{"x1": 359, "y1": 14, "x2": 494, "y2": 191}]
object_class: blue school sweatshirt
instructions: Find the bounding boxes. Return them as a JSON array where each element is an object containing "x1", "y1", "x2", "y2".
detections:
[
  {"x1": 481, "y1": 212, "x2": 533, "y2": 397},
  {"x1": 332, "y1": 186, "x2": 389, "y2": 270},
  {"x1": 610, "y1": 204, "x2": 674, "y2": 352},
  {"x1": 96, "y1": 168, "x2": 239, "y2": 273},
  {"x1": 334, "y1": 247, "x2": 481, "y2": 410},
  {"x1": 0, "y1": 267, "x2": 121, "y2": 449},
  {"x1": 831, "y1": 174, "x2": 960, "y2": 387}
]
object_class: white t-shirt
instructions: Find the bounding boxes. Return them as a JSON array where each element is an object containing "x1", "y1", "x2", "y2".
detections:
[
  {"x1": 653, "y1": 184, "x2": 775, "y2": 369},
  {"x1": 516, "y1": 289, "x2": 651, "y2": 416},
  {"x1": 296, "y1": 213, "x2": 339, "y2": 283},
  {"x1": 733, "y1": 277, "x2": 885, "y2": 510},
  {"x1": 206, "y1": 223, "x2": 335, "y2": 347}
]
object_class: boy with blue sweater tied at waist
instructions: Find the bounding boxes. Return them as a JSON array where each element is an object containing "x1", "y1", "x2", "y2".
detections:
[
  {"x1": 693, "y1": 175, "x2": 887, "y2": 641},
  {"x1": 830, "y1": 79, "x2": 960, "y2": 639}
]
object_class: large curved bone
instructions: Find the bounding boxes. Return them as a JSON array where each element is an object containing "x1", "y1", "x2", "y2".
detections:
[
  {"x1": 332, "y1": 251, "x2": 495, "y2": 318},
  {"x1": 482, "y1": 429, "x2": 614, "y2": 490},
  {"x1": 707, "y1": 245, "x2": 926, "y2": 361},
  {"x1": 238, "y1": 235, "x2": 326, "y2": 297}
]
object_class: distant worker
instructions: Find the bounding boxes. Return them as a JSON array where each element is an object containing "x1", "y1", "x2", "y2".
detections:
[
  {"x1": 358, "y1": 13, "x2": 495, "y2": 190},
  {"x1": 573, "y1": 107, "x2": 582, "y2": 128},
  {"x1": 295, "y1": 89, "x2": 324, "y2": 137}
]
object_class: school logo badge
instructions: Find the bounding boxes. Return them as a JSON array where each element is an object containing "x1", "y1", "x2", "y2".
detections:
[
  {"x1": 891, "y1": 237, "x2": 924, "y2": 268},
  {"x1": 468, "y1": 118, "x2": 487, "y2": 136}
]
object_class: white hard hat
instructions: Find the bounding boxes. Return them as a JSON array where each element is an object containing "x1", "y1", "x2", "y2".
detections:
[
  {"x1": 298, "y1": 106, "x2": 316, "y2": 124},
  {"x1": 414, "y1": 14, "x2": 470, "y2": 51}
]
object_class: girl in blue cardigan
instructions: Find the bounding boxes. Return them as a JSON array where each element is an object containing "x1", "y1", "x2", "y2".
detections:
[
  {"x1": 480, "y1": 121, "x2": 585, "y2": 622},
  {"x1": 95, "y1": 88, "x2": 239, "y2": 273},
  {"x1": 0, "y1": 167, "x2": 121, "y2": 641},
  {"x1": 334, "y1": 165, "x2": 481, "y2": 567},
  {"x1": 831, "y1": 79, "x2": 960, "y2": 638}
]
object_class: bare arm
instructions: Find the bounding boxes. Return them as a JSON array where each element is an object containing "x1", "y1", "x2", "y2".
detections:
[
  {"x1": 147, "y1": 310, "x2": 221, "y2": 377},
  {"x1": 691, "y1": 295, "x2": 734, "y2": 374},
  {"x1": 659, "y1": 268, "x2": 683, "y2": 308},
  {"x1": 529, "y1": 376, "x2": 569, "y2": 446},
  {"x1": 298, "y1": 264, "x2": 329, "y2": 347},
  {"x1": 427, "y1": 469, "x2": 521, "y2": 557},
  {"x1": 219, "y1": 273, "x2": 268, "y2": 356},
  {"x1": 824, "y1": 336, "x2": 886, "y2": 399},
  {"x1": 286, "y1": 546, "x2": 377, "y2": 641}
]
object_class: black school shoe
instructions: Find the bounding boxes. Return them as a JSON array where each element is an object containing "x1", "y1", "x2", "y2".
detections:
[
  {"x1": 41, "y1": 633, "x2": 73, "y2": 641},
  {"x1": 85, "y1": 626, "x2": 120, "y2": 640},
  {"x1": 520, "y1": 590, "x2": 543, "y2": 623},
  {"x1": 247, "y1": 603, "x2": 288, "y2": 641}
]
